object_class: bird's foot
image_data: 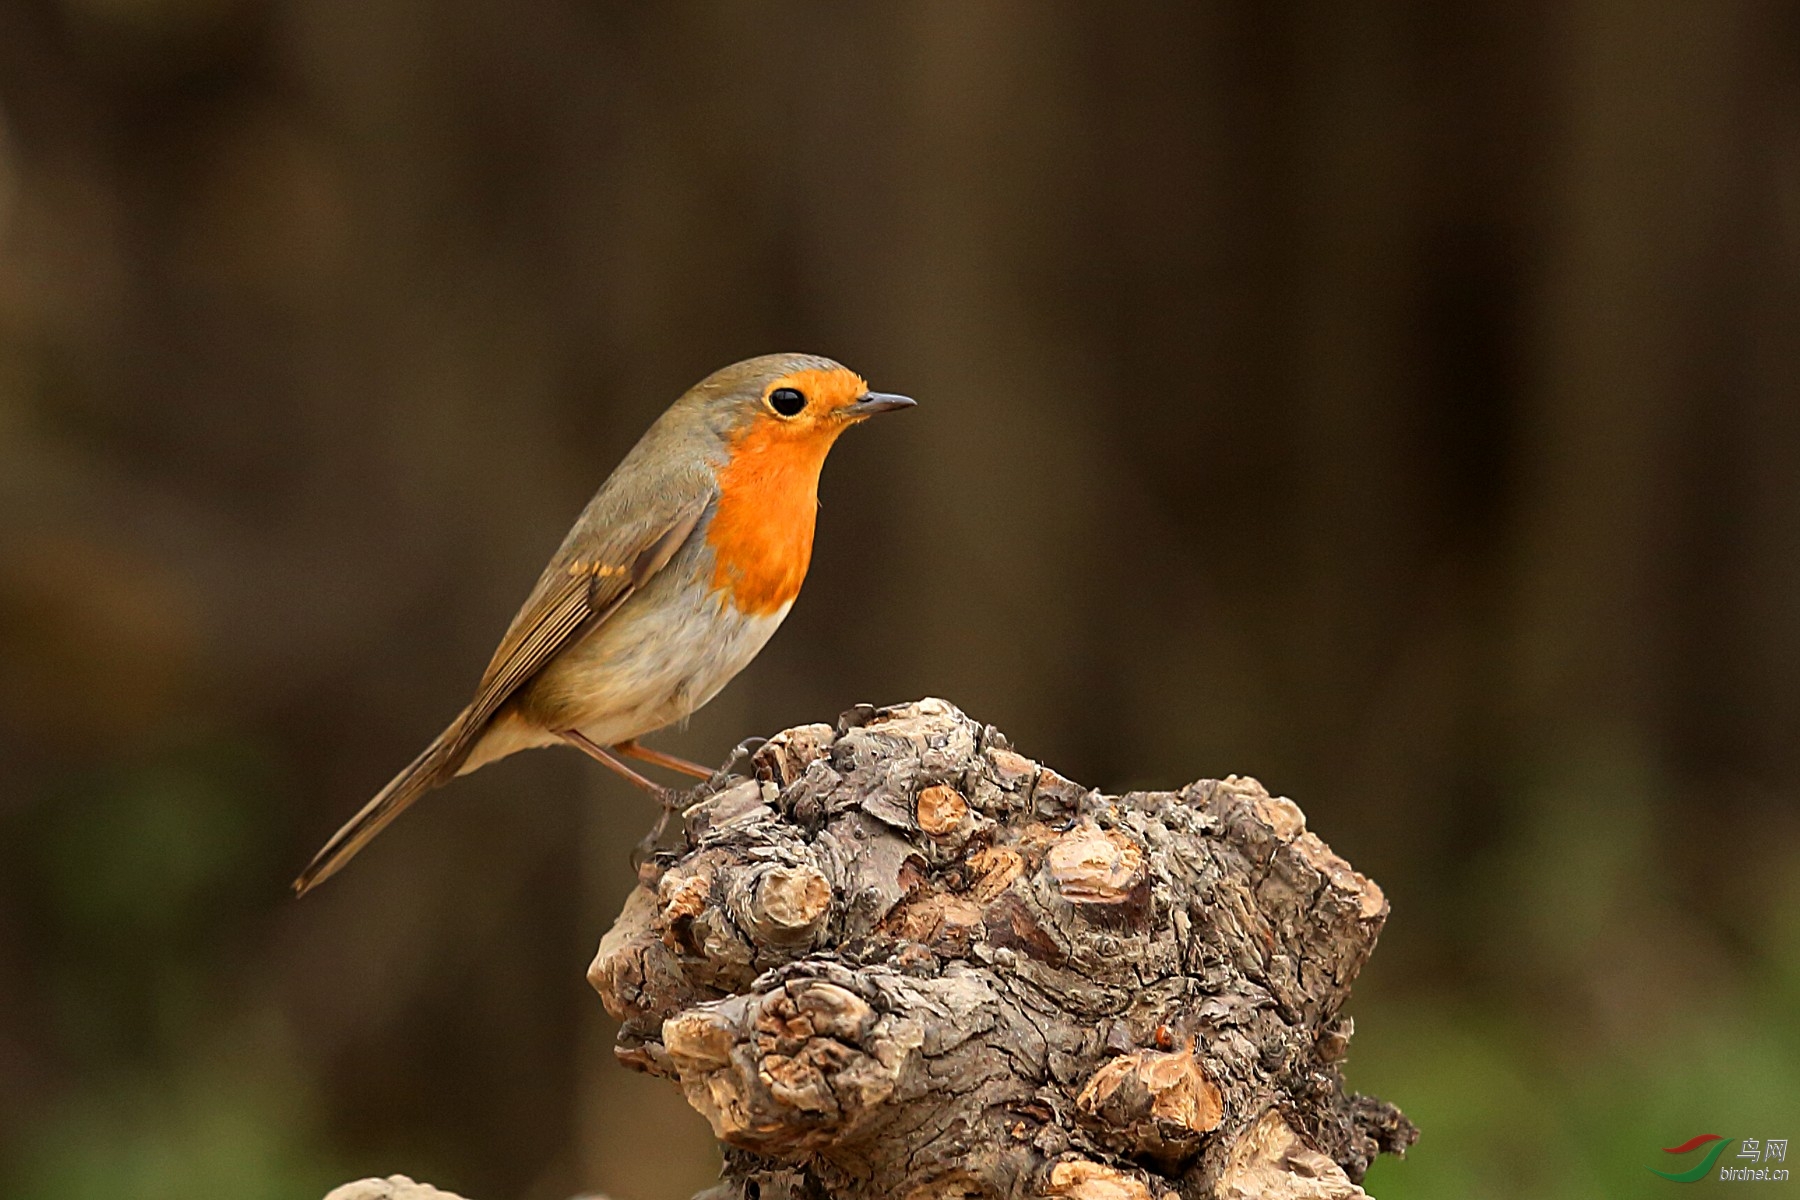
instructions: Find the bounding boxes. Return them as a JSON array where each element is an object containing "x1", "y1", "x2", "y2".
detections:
[
  {"x1": 631, "y1": 786, "x2": 686, "y2": 874},
  {"x1": 715, "y1": 735, "x2": 769, "y2": 783}
]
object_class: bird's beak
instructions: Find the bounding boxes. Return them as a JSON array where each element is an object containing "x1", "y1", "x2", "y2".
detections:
[{"x1": 846, "y1": 391, "x2": 917, "y2": 419}]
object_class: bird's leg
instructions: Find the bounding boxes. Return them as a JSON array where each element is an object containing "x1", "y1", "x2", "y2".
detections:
[
  {"x1": 560, "y1": 730, "x2": 688, "y2": 865},
  {"x1": 558, "y1": 730, "x2": 667, "y2": 796},
  {"x1": 615, "y1": 738, "x2": 713, "y2": 780}
]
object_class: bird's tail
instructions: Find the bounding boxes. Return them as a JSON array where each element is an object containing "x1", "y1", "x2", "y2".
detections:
[{"x1": 292, "y1": 715, "x2": 466, "y2": 897}]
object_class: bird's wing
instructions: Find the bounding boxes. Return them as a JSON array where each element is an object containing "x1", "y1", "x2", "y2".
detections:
[
  {"x1": 291, "y1": 467, "x2": 715, "y2": 896},
  {"x1": 441, "y1": 480, "x2": 713, "y2": 769}
]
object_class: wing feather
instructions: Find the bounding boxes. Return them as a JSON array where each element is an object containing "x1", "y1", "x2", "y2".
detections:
[
  {"x1": 438, "y1": 487, "x2": 710, "y2": 771},
  {"x1": 295, "y1": 410, "x2": 722, "y2": 895}
]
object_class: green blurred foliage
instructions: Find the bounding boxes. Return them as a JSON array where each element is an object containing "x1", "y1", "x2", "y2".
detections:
[
  {"x1": 6, "y1": 1037, "x2": 331, "y2": 1200},
  {"x1": 4, "y1": 741, "x2": 348, "y2": 1198}
]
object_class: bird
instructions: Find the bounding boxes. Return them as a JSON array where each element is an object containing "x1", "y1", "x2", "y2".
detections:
[{"x1": 293, "y1": 352, "x2": 914, "y2": 896}]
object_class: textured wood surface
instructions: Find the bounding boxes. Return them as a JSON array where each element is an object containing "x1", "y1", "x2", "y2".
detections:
[
  {"x1": 592, "y1": 699, "x2": 1415, "y2": 1200},
  {"x1": 323, "y1": 1176, "x2": 471, "y2": 1200}
]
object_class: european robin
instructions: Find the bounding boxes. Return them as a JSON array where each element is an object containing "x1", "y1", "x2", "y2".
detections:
[{"x1": 293, "y1": 353, "x2": 914, "y2": 895}]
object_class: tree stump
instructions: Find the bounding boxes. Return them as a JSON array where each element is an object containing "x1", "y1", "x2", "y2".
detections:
[{"x1": 591, "y1": 699, "x2": 1415, "y2": 1200}]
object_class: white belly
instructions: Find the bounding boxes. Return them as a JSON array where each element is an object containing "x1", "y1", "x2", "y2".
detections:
[
  {"x1": 457, "y1": 575, "x2": 793, "y2": 778},
  {"x1": 559, "y1": 589, "x2": 792, "y2": 746}
]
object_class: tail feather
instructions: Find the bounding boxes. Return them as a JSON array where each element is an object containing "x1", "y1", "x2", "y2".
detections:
[{"x1": 293, "y1": 717, "x2": 466, "y2": 897}]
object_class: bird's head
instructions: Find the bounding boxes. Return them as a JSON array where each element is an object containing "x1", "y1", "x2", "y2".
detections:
[{"x1": 684, "y1": 353, "x2": 915, "y2": 451}]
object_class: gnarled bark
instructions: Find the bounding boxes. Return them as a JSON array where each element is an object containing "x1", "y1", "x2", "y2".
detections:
[{"x1": 591, "y1": 699, "x2": 1414, "y2": 1200}]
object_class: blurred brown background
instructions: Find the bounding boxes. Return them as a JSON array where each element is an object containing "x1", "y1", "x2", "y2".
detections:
[{"x1": 2, "y1": 2, "x2": 1798, "y2": 1198}]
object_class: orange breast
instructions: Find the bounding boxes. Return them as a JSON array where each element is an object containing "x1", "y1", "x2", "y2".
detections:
[{"x1": 706, "y1": 417, "x2": 840, "y2": 616}]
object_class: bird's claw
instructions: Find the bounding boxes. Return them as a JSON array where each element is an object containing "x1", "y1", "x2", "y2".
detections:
[
  {"x1": 629, "y1": 785, "x2": 685, "y2": 872},
  {"x1": 628, "y1": 735, "x2": 767, "y2": 871},
  {"x1": 714, "y1": 735, "x2": 769, "y2": 782}
]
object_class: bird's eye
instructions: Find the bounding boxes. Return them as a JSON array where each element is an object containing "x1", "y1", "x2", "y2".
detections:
[{"x1": 768, "y1": 387, "x2": 806, "y2": 417}]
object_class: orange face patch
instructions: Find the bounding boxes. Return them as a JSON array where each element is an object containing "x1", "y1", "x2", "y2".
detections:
[
  {"x1": 705, "y1": 368, "x2": 867, "y2": 615},
  {"x1": 765, "y1": 367, "x2": 868, "y2": 416}
]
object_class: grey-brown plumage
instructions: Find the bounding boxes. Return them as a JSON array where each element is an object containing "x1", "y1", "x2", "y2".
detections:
[{"x1": 293, "y1": 354, "x2": 914, "y2": 896}]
